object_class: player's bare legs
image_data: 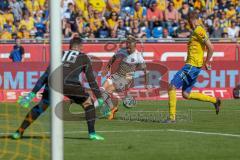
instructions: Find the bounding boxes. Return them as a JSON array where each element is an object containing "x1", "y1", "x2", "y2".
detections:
[{"x1": 101, "y1": 79, "x2": 118, "y2": 120}]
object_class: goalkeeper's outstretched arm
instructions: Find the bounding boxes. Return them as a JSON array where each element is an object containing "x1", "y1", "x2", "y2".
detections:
[
  {"x1": 32, "y1": 66, "x2": 50, "y2": 93},
  {"x1": 17, "y1": 66, "x2": 50, "y2": 108}
]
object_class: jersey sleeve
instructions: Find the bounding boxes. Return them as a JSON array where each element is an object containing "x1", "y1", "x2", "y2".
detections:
[
  {"x1": 195, "y1": 26, "x2": 209, "y2": 43},
  {"x1": 115, "y1": 48, "x2": 128, "y2": 58},
  {"x1": 83, "y1": 56, "x2": 102, "y2": 99},
  {"x1": 32, "y1": 66, "x2": 49, "y2": 93}
]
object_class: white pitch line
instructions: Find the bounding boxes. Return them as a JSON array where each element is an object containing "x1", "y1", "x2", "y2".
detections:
[
  {"x1": 168, "y1": 129, "x2": 240, "y2": 138},
  {"x1": 0, "y1": 129, "x2": 166, "y2": 136},
  {"x1": 1, "y1": 129, "x2": 240, "y2": 138}
]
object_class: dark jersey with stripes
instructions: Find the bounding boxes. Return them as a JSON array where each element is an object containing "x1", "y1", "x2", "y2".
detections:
[
  {"x1": 62, "y1": 50, "x2": 102, "y2": 99},
  {"x1": 31, "y1": 50, "x2": 102, "y2": 99}
]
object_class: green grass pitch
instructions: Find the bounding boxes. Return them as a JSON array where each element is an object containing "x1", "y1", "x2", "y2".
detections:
[{"x1": 0, "y1": 100, "x2": 240, "y2": 160}]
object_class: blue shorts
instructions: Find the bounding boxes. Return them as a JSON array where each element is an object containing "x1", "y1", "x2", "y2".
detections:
[{"x1": 170, "y1": 64, "x2": 201, "y2": 93}]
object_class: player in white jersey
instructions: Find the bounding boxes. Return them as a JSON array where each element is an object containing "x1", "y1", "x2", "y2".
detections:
[{"x1": 101, "y1": 35, "x2": 147, "y2": 120}]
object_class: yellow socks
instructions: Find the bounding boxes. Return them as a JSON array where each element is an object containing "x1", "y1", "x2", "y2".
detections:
[
  {"x1": 168, "y1": 89, "x2": 177, "y2": 121},
  {"x1": 188, "y1": 92, "x2": 217, "y2": 103},
  {"x1": 168, "y1": 91, "x2": 217, "y2": 121}
]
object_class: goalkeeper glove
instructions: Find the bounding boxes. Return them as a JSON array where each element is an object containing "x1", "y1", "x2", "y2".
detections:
[
  {"x1": 96, "y1": 98, "x2": 110, "y2": 117},
  {"x1": 17, "y1": 92, "x2": 36, "y2": 108},
  {"x1": 97, "y1": 98, "x2": 104, "y2": 107}
]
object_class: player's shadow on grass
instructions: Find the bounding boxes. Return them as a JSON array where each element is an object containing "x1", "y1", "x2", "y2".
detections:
[
  {"x1": 64, "y1": 136, "x2": 89, "y2": 140},
  {"x1": 0, "y1": 135, "x2": 50, "y2": 140},
  {"x1": 1, "y1": 135, "x2": 91, "y2": 140}
]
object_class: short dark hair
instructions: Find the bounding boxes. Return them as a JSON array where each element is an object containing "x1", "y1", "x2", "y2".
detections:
[
  {"x1": 70, "y1": 37, "x2": 82, "y2": 49},
  {"x1": 188, "y1": 11, "x2": 198, "y2": 21},
  {"x1": 126, "y1": 34, "x2": 137, "y2": 44}
]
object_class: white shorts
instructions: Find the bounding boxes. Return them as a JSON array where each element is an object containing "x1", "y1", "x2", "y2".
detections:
[{"x1": 107, "y1": 73, "x2": 132, "y2": 92}]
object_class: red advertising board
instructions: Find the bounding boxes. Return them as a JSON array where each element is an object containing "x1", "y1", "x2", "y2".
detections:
[
  {"x1": 0, "y1": 61, "x2": 239, "y2": 102},
  {"x1": 0, "y1": 43, "x2": 238, "y2": 62}
]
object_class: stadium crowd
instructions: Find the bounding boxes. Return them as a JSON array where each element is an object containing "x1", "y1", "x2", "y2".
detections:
[{"x1": 0, "y1": 0, "x2": 239, "y2": 40}]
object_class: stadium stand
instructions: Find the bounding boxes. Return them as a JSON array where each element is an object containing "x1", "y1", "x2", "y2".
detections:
[{"x1": 0, "y1": 0, "x2": 239, "y2": 40}]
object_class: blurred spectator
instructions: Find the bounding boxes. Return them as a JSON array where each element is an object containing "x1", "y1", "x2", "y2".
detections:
[
  {"x1": 210, "y1": 20, "x2": 224, "y2": 38},
  {"x1": 8, "y1": 0, "x2": 23, "y2": 21},
  {"x1": 221, "y1": 30, "x2": 229, "y2": 38},
  {"x1": 202, "y1": 9, "x2": 213, "y2": 28},
  {"x1": 164, "y1": 1, "x2": 178, "y2": 28},
  {"x1": 88, "y1": 0, "x2": 106, "y2": 13},
  {"x1": 0, "y1": 0, "x2": 238, "y2": 40},
  {"x1": 107, "y1": 11, "x2": 118, "y2": 30},
  {"x1": 0, "y1": 10, "x2": 6, "y2": 29},
  {"x1": 75, "y1": 16, "x2": 84, "y2": 34},
  {"x1": 114, "y1": 18, "x2": 128, "y2": 38},
  {"x1": 106, "y1": 0, "x2": 121, "y2": 14},
  {"x1": 174, "y1": 20, "x2": 190, "y2": 38},
  {"x1": 110, "y1": 29, "x2": 117, "y2": 38},
  {"x1": 62, "y1": 0, "x2": 74, "y2": 12},
  {"x1": 227, "y1": 20, "x2": 239, "y2": 38},
  {"x1": 75, "y1": 0, "x2": 87, "y2": 12},
  {"x1": 147, "y1": 1, "x2": 163, "y2": 30},
  {"x1": 121, "y1": 0, "x2": 134, "y2": 8},
  {"x1": 25, "y1": 0, "x2": 41, "y2": 14},
  {"x1": 89, "y1": 10, "x2": 102, "y2": 32},
  {"x1": 121, "y1": 6, "x2": 132, "y2": 27},
  {"x1": 19, "y1": 12, "x2": 35, "y2": 31},
  {"x1": 62, "y1": 19, "x2": 73, "y2": 38},
  {"x1": 173, "y1": 0, "x2": 183, "y2": 10},
  {"x1": 162, "y1": 28, "x2": 172, "y2": 38},
  {"x1": 81, "y1": 24, "x2": 94, "y2": 38},
  {"x1": 156, "y1": 0, "x2": 167, "y2": 11},
  {"x1": 158, "y1": 28, "x2": 174, "y2": 42},
  {"x1": 34, "y1": 11, "x2": 46, "y2": 39},
  {"x1": 19, "y1": 25, "x2": 30, "y2": 39},
  {"x1": 131, "y1": 1, "x2": 147, "y2": 26},
  {"x1": 179, "y1": 2, "x2": 190, "y2": 20},
  {"x1": 85, "y1": 3, "x2": 94, "y2": 22},
  {"x1": 209, "y1": 6, "x2": 220, "y2": 20},
  {"x1": 0, "y1": 0, "x2": 8, "y2": 11},
  {"x1": 38, "y1": 0, "x2": 46, "y2": 10},
  {"x1": 194, "y1": 0, "x2": 206, "y2": 10},
  {"x1": 9, "y1": 37, "x2": 25, "y2": 62},
  {"x1": 96, "y1": 20, "x2": 110, "y2": 38},
  {"x1": 218, "y1": 0, "x2": 228, "y2": 11},
  {"x1": 1, "y1": 24, "x2": 12, "y2": 39},
  {"x1": 130, "y1": 19, "x2": 146, "y2": 38},
  {"x1": 237, "y1": 16, "x2": 240, "y2": 27},
  {"x1": 226, "y1": 4, "x2": 236, "y2": 20},
  {"x1": 4, "y1": 7, "x2": 14, "y2": 26},
  {"x1": 65, "y1": 2, "x2": 77, "y2": 31},
  {"x1": 62, "y1": 3, "x2": 76, "y2": 22},
  {"x1": 218, "y1": 11, "x2": 229, "y2": 29}
]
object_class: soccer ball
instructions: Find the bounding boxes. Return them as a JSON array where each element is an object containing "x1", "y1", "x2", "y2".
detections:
[{"x1": 123, "y1": 95, "x2": 136, "y2": 108}]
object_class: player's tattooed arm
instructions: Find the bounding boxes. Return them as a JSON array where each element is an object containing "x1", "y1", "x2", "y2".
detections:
[
  {"x1": 102, "y1": 54, "x2": 117, "y2": 77},
  {"x1": 32, "y1": 66, "x2": 50, "y2": 93}
]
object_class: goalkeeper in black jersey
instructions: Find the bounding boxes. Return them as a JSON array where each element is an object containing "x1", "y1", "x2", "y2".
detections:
[{"x1": 12, "y1": 37, "x2": 105, "y2": 140}]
